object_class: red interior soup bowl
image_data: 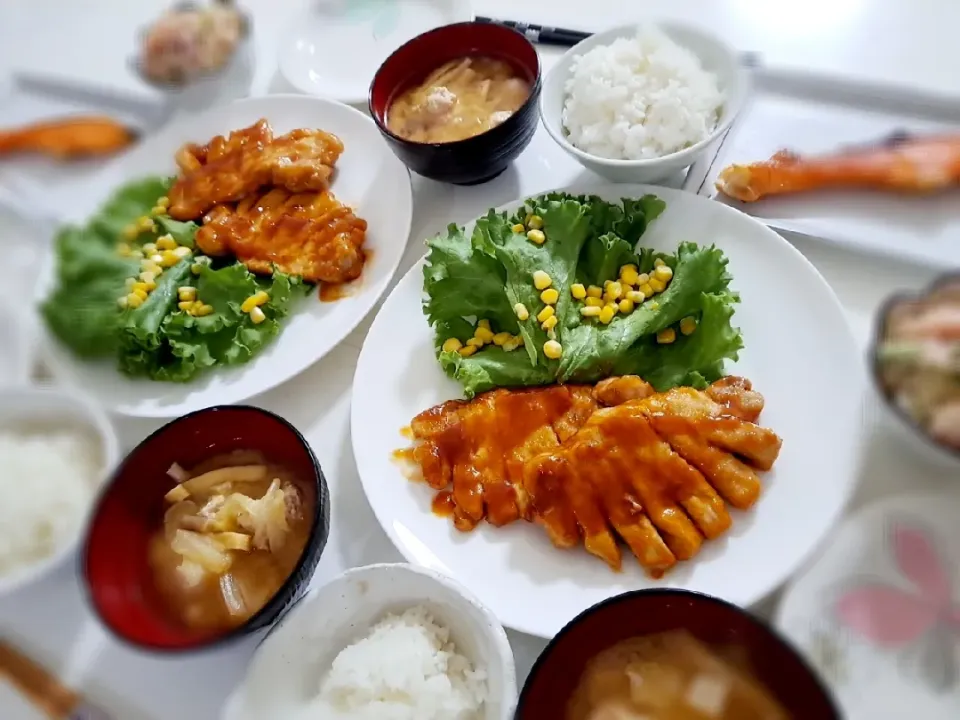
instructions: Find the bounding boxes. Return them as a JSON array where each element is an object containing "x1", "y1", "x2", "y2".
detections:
[
  {"x1": 369, "y1": 21, "x2": 541, "y2": 185},
  {"x1": 518, "y1": 589, "x2": 841, "y2": 719},
  {"x1": 81, "y1": 406, "x2": 330, "y2": 653}
]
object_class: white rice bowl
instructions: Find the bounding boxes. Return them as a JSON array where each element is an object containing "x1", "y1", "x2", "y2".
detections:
[
  {"x1": 301, "y1": 606, "x2": 488, "y2": 720},
  {"x1": 562, "y1": 25, "x2": 724, "y2": 161}
]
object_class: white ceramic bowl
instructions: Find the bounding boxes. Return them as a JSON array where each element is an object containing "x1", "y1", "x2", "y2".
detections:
[
  {"x1": 222, "y1": 563, "x2": 517, "y2": 720},
  {"x1": 540, "y1": 21, "x2": 749, "y2": 184},
  {"x1": 0, "y1": 385, "x2": 119, "y2": 596}
]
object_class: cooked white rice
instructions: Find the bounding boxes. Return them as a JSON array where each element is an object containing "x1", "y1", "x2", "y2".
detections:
[
  {"x1": 0, "y1": 429, "x2": 99, "y2": 577},
  {"x1": 562, "y1": 25, "x2": 724, "y2": 160},
  {"x1": 303, "y1": 605, "x2": 487, "y2": 720}
]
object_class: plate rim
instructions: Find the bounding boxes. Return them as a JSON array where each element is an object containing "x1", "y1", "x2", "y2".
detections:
[
  {"x1": 36, "y1": 93, "x2": 414, "y2": 418},
  {"x1": 351, "y1": 181, "x2": 864, "y2": 637},
  {"x1": 277, "y1": 0, "x2": 475, "y2": 105}
]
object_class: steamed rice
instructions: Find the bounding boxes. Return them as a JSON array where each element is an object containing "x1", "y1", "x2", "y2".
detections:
[
  {"x1": 304, "y1": 606, "x2": 487, "y2": 720},
  {"x1": 562, "y1": 25, "x2": 724, "y2": 161}
]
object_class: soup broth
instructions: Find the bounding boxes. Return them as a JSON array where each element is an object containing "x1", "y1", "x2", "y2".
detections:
[
  {"x1": 148, "y1": 450, "x2": 312, "y2": 634},
  {"x1": 568, "y1": 631, "x2": 791, "y2": 720},
  {"x1": 387, "y1": 55, "x2": 531, "y2": 144}
]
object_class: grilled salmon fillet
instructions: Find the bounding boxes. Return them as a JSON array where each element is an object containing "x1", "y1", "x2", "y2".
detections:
[
  {"x1": 168, "y1": 119, "x2": 345, "y2": 220},
  {"x1": 404, "y1": 377, "x2": 782, "y2": 577},
  {"x1": 196, "y1": 187, "x2": 367, "y2": 284},
  {"x1": 715, "y1": 132, "x2": 960, "y2": 202}
]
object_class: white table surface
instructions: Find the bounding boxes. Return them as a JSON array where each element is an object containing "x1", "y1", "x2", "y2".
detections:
[{"x1": 0, "y1": 1, "x2": 957, "y2": 718}]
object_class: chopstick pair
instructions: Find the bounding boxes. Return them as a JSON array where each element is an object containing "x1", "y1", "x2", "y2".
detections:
[{"x1": 475, "y1": 16, "x2": 590, "y2": 47}]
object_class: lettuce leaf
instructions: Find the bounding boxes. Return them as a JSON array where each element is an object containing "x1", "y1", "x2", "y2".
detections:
[{"x1": 421, "y1": 192, "x2": 742, "y2": 397}]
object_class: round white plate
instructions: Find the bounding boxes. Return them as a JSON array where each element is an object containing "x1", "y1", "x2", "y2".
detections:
[
  {"x1": 278, "y1": 0, "x2": 474, "y2": 105},
  {"x1": 37, "y1": 95, "x2": 413, "y2": 418},
  {"x1": 352, "y1": 183, "x2": 864, "y2": 638},
  {"x1": 776, "y1": 493, "x2": 960, "y2": 719}
]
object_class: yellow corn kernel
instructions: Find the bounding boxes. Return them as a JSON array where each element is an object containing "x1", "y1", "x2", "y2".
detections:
[
  {"x1": 603, "y1": 281, "x2": 623, "y2": 301},
  {"x1": 122, "y1": 224, "x2": 139, "y2": 240},
  {"x1": 654, "y1": 258, "x2": 666, "y2": 268},
  {"x1": 680, "y1": 316, "x2": 698, "y2": 336},
  {"x1": 514, "y1": 303, "x2": 529, "y2": 321},
  {"x1": 126, "y1": 293, "x2": 144, "y2": 308},
  {"x1": 191, "y1": 263, "x2": 204, "y2": 275},
  {"x1": 172, "y1": 246, "x2": 192, "y2": 259},
  {"x1": 132, "y1": 288, "x2": 148, "y2": 301},
  {"x1": 148, "y1": 253, "x2": 164, "y2": 265},
  {"x1": 117, "y1": 242, "x2": 131, "y2": 257},
  {"x1": 540, "y1": 288, "x2": 560, "y2": 305},
  {"x1": 511, "y1": 223, "x2": 525, "y2": 233},
  {"x1": 441, "y1": 338, "x2": 463, "y2": 353},
  {"x1": 626, "y1": 290, "x2": 646, "y2": 303},
  {"x1": 598, "y1": 305, "x2": 616, "y2": 324},
  {"x1": 527, "y1": 229, "x2": 546, "y2": 245},
  {"x1": 649, "y1": 278, "x2": 666, "y2": 293},
  {"x1": 585, "y1": 296, "x2": 604, "y2": 308},
  {"x1": 151, "y1": 205, "x2": 166, "y2": 217},
  {"x1": 477, "y1": 319, "x2": 491, "y2": 331},
  {"x1": 249, "y1": 306, "x2": 266, "y2": 325},
  {"x1": 241, "y1": 291, "x2": 270, "y2": 313},
  {"x1": 177, "y1": 300, "x2": 194, "y2": 312},
  {"x1": 195, "y1": 304, "x2": 214, "y2": 317},
  {"x1": 606, "y1": 302, "x2": 620, "y2": 316},
  {"x1": 654, "y1": 265, "x2": 674, "y2": 282},
  {"x1": 475, "y1": 326, "x2": 495, "y2": 343},
  {"x1": 137, "y1": 216, "x2": 155, "y2": 232},
  {"x1": 156, "y1": 235, "x2": 177, "y2": 250},
  {"x1": 492, "y1": 332, "x2": 512, "y2": 346},
  {"x1": 158, "y1": 251, "x2": 177, "y2": 268},
  {"x1": 130, "y1": 249, "x2": 144, "y2": 260},
  {"x1": 541, "y1": 315, "x2": 558, "y2": 331},
  {"x1": 142, "y1": 243, "x2": 158, "y2": 255},
  {"x1": 618, "y1": 298, "x2": 635, "y2": 314},
  {"x1": 532, "y1": 270, "x2": 552, "y2": 290},
  {"x1": 466, "y1": 337, "x2": 484, "y2": 348},
  {"x1": 527, "y1": 214, "x2": 544, "y2": 230},
  {"x1": 157, "y1": 196, "x2": 170, "y2": 210},
  {"x1": 657, "y1": 328, "x2": 677, "y2": 344},
  {"x1": 570, "y1": 283, "x2": 587, "y2": 300},
  {"x1": 139, "y1": 271, "x2": 156, "y2": 284},
  {"x1": 132, "y1": 282, "x2": 150, "y2": 294},
  {"x1": 117, "y1": 296, "x2": 128, "y2": 309},
  {"x1": 537, "y1": 305, "x2": 555, "y2": 323},
  {"x1": 124, "y1": 277, "x2": 136, "y2": 289},
  {"x1": 619, "y1": 264, "x2": 639, "y2": 286},
  {"x1": 177, "y1": 286, "x2": 197, "y2": 302},
  {"x1": 636, "y1": 272, "x2": 650, "y2": 285},
  {"x1": 580, "y1": 305, "x2": 602, "y2": 318},
  {"x1": 649, "y1": 301, "x2": 660, "y2": 311},
  {"x1": 586, "y1": 285, "x2": 603, "y2": 299},
  {"x1": 502, "y1": 336, "x2": 523, "y2": 352},
  {"x1": 543, "y1": 340, "x2": 563, "y2": 359},
  {"x1": 459, "y1": 344, "x2": 478, "y2": 357},
  {"x1": 639, "y1": 282, "x2": 654, "y2": 297}
]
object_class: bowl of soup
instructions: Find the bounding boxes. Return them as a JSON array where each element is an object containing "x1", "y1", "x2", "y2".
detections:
[
  {"x1": 518, "y1": 589, "x2": 840, "y2": 720},
  {"x1": 81, "y1": 405, "x2": 330, "y2": 653},
  {"x1": 369, "y1": 21, "x2": 541, "y2": 185}
]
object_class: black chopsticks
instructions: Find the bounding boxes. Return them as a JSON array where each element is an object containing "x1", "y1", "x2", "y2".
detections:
[{"x1": 475, "y1": 16, "x2": 591, "y2": 47}]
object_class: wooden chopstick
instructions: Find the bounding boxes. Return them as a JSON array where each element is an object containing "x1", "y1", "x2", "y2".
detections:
[{"x1": 0, "y1": 639, "x2": 81, "y2": 719}]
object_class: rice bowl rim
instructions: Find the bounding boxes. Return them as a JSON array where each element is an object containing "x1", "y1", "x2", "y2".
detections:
[
  {"x1": 223, "y1": 562, "x2": 518, "y2": 720},
  {"x1": 0, "y1": 384, "x2": 120, "y2": 597},
  {"x1": 539, "y1": 20, "x2": 750, "y2": 167}
]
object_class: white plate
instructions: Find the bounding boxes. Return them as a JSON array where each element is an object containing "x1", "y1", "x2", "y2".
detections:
[
  {"x1": 278, "y1": 0, "x2": 474, "y2": 105},
  {"x1": 37, "y1": 95, "x2": 413, "y2": 417},
  {"x1": 776, "y1": 493, "x2": 960, "y2": 719},
  {"x1": 352, "y1": 183, "x2": 864, "y2": 638}
]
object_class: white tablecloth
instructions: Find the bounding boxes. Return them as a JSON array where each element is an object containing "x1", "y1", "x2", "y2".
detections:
[{"x1": 0, "y1": 1, "x2": 955, "y2": 718}]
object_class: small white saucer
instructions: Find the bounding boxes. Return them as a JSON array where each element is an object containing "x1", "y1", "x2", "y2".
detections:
[
  {"x1": 278, "y1": 0, "x2": 473, "y2": 105},
  {"x1": 776, "y1": 492, "x2": 960, "y2": 719}
]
